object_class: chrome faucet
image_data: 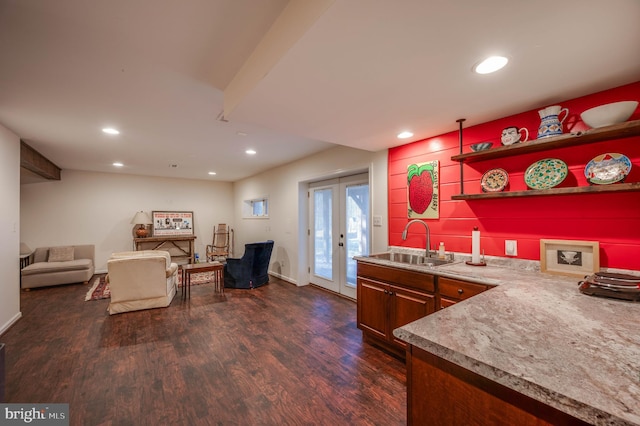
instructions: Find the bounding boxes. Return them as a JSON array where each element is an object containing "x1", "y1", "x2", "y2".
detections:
[{"x1": 401, "y1": 219, "x2": 431, "y2": 258}]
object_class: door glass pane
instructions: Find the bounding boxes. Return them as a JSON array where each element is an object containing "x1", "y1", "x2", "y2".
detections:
[
  {"x1": 345, "y1": 183, "x2": 369, "y2": 287},
  {"x1": 314, "y1": 188, "x2": 333, "y2": 280}
]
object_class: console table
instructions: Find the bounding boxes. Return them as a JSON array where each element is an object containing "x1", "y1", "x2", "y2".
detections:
[{"x1": 133, "y1": 235, "x2": 196, "y2": 264}]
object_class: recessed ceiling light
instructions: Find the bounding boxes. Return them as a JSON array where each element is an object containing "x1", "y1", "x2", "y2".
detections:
[
  {"x1": 208, "y1": 171, "x2": 217, "y2": 175},
  {"x1": 246, "y1": 149, "x2": 256, "y2": 155},
  {"x1": 236, "y1": 131, "x2": 248, "y2": 136},
  {"x1": 397, "y1": 131, "x2": 414, "y2": 139},
  {"x1": 102, "y1": 127, "x2": 120, "y2": 135},
  {"x1": 112, "y1": 162, "x2": 123, "y2": 167},
  {"x1": 474, "y1": 56, "x2": 508, "y2": 74}
]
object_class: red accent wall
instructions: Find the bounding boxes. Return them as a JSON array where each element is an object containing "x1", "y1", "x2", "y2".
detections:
[{"x1": 388, "y1": 81, "x2": 640, "y2": 270}]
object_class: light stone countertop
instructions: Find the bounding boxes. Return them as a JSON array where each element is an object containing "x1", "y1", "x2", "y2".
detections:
[{"x1": 356, "y1": 251, "x2": 640, "y2": 426}]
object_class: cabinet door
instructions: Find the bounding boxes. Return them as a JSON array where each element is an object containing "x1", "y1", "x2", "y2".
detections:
[
  {"x1": 357, "y1": 277, "x2": 389, "y2": 341},
  {"x1": 390, "y1": 285, "x2": 435, "y2": 347}
]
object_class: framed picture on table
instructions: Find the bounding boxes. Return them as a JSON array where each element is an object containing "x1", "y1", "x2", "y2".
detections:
[
  {"x1": 540, "y1": 239, "x2": 599, "y2": 277},
  {"x1": 152, "y1": 211, "x2": 194, "y2": 236}
]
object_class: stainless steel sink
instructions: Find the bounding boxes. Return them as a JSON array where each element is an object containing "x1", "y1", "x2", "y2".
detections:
[{"x1": 367, "y1": 251, "x2": 453, "y2": 266}]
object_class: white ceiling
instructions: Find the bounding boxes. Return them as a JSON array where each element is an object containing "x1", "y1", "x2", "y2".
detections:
[{"x1": 2, "y1": 0, "x2": 640, "y2": 183}]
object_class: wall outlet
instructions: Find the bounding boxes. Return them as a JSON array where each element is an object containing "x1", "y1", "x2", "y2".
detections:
[
  {"x1": 505, "y1": 240, "x2": 518, "y2": 256},
  {"x1": 373, "y1": 215, "x2": 382, "y2": 227}
]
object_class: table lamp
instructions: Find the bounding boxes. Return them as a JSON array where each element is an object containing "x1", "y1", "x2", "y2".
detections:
[{"x1": 131, "y1": 211, "x2": 152, "y2": 237}]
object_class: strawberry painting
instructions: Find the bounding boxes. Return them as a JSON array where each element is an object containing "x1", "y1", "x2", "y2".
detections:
[{"x1": 407, "y1": 161, "x2": 439, "y2": 218}]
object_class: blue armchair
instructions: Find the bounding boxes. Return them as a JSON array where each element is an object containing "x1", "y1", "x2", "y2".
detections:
[{"x1": 224, "y1": 240, "x2": 274, "y2": 289}]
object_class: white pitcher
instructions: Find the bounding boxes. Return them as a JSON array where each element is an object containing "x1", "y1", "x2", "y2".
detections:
[{"x1": 537, "y1": 105, "x2": 569, "y2": 138}]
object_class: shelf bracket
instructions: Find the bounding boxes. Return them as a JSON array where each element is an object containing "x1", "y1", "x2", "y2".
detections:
[{"x1": 456, "y1": 118, "x2": 466, "y2": 195}]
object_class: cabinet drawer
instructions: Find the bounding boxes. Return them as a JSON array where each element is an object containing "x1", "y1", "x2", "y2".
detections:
[
  {"x1": 439, "y1": 277, "x2": 488, "y2": 301},
  {"x1": 357, "y1": 262, "x2": 435, "y2": 293}
]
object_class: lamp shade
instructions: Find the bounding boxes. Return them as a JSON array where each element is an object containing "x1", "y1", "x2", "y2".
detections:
[{"x1": 131, "y1": 211, "x2": 152, "y2": 225}]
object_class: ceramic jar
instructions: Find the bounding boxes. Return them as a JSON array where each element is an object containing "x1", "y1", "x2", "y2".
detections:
[{"x1": 537, "y1": 105, "x2": 569, "y2": 138}]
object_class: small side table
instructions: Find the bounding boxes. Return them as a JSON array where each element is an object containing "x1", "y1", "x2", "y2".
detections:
[
  {"x1": 181, "y1": 262, "x2": 224, "y2": 299},
  {"x1": 19, "y1": 253, "x2": 32, "y2": 269},
  {"x1": 19, "y1": 252, "x2": 33, "y2": 289}
]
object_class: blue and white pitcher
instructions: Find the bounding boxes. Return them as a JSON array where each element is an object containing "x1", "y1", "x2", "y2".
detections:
[{"x1": 537, "y1": 105, "x2": 569, "y2": 139}]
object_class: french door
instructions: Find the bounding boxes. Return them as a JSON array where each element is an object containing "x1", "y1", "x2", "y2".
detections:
[{"x1": 309, "y1": 173, "x2": 369, "y2": 299}]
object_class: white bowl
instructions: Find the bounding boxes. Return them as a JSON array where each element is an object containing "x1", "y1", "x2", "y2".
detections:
[{"x1": 580, "y1": 101, "x2": 638, "y2": 128}]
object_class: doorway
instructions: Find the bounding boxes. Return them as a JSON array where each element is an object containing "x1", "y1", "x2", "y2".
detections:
[{"x1": 309, "y1": 173, "x2": 369, "y2": 299}]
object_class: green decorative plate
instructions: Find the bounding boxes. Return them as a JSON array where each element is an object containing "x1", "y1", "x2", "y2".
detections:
[{"x1": 524, "y1": 158, "x2": 568, "y2": 190}]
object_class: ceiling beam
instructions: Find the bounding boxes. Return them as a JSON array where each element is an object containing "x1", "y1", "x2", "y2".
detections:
[
  {"x1": 223, "y1": 0, "x2": 335, "y2": 120},
  {"x1": 20, "y1": 140, "x2": 61, "y2": 180}
]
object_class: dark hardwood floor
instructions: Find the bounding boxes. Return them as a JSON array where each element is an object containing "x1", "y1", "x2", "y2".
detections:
[{"x1": 2, "y1": 277, "x2": 406, "y2": 425}]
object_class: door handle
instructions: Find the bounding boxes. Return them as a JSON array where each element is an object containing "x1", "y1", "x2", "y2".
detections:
[{"x1": 338, "y1": 242, "x2": 344, "y2": 247}]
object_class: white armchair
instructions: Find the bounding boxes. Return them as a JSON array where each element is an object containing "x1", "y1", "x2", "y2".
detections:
[{"x1": 106, "y1": 250, "x2": 178, "y2": 315}]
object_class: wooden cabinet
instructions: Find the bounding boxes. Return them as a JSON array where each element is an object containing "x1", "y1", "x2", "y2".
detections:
[
  {"x1": 451, "y1": 119, "x2": 640, "y2": 200},
  {"x1": 438, "y1": 277, "x2": 492, "y2": 310},
  {"x1": 356, "y1": 261, "x2": 498, "y2": 356},
  {"x1": 357, "y1": 262, "x2": 435, "y2": 357},
  {"x1": 406, "y1": 345, "x2": 589, "y2": 426}
]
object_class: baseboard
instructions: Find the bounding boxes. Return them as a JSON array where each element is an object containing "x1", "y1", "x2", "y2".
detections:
[
  {"x1": 0, "y1": 311, "x2": 22, "y2": 337},
  {"x1": 267, "y1": 272, "x2": 298, "y2": 286}
]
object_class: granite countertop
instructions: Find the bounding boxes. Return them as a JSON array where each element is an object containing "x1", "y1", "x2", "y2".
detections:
[{"x1": 356, "y1": 251, "x2": 640, "y2": 426}]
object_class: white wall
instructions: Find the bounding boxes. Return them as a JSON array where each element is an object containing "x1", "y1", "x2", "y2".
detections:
[
  {"x1": 0, "y1": 123, "x2": 21, "y2": 335},
  {"x1": 17, "y1": 144, "x2": 388, "y2": 301},
  {"x1": 232, "y1": 145, "x2": 388, "y2": 285},
  {"x1": 21, "y1": 170, "x2": 234, "y2": 272}
]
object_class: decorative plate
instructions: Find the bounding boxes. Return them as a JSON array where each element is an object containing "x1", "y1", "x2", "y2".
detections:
[
  {"x1": 584, "y1": 153, "x2": 631, "y2": 185},
  {"x1": 524, "y1": 158, "x2": 568, "y2": 190},
  {"x1": 481, "y1": 168, "x2": 509, "y2": 192}
]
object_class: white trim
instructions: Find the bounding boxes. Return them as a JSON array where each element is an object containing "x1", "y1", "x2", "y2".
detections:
[
  {"x1": 267, "y1": 271, "x2": 298, "y2": 286},
  {"x1": 242, "y1": 196, "x2": 269, "y2": 218},
  {"x1": 0, "y1": 311, "x2": 22, "y2": 336}
]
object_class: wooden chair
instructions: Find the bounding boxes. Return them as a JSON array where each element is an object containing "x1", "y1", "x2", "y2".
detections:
[{"x1": 206, "y1": 224, "x2": 232, "y2": 261}]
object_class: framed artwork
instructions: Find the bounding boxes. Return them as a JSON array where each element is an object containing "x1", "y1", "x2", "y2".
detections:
[
  {"x1": 540, "y1": 239, "x2": 599, "y2": 277},
  {"x1": 407, "y1": 160, "x2": 439, "y2": 219},
  {"x1": 152, "y1": 211, "x2": 194, "y2": 236}
]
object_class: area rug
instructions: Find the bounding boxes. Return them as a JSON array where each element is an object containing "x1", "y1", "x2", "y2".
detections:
[
  {"x1": 85, "y1": 271, "x2": 218, "y2": 301},
  {"x1": 85, "y1": 274, "x2": 110, "y2": 301}
]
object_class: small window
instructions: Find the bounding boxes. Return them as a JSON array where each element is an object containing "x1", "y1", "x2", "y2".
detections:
[
  {"x1": 252, "y1": 199, "x2": 268, "y2": 216},
  {"x1": 243, "y1": 197, "x2": 269, "y2": 218}
]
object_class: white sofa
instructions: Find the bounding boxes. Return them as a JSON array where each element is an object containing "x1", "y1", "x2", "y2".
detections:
[
  {"x1": 106, "y1": 250, "x2": 178, "y2": 315},
  {"x1": 21, "y1": 245, "x2": 95, "y2": 289}
]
